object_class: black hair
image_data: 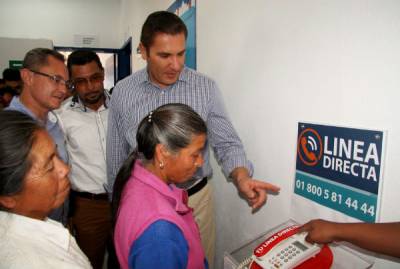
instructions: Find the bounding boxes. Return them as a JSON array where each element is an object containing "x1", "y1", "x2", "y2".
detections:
[
  {"x1": 0, "y1": 110, "x2": 42, "y2": 210},
  {"x1": 67, "y1": 50, "x2": 103, "y2": 75},
  {"x1": 140, "y1": 11, "x2": 188, "y2": 52},
  {"x1": 2, "y1": 68, "x2": 21, "y2": 82},
  {"x1": 0, "y1": 86, "x2": 17, "y2": 97},
  {"x1": 112, "y1": 103, "x2": 207, "y2": 226},
  {"x1": 22, "y1": 48, "x2": 65, "y2": 71}
]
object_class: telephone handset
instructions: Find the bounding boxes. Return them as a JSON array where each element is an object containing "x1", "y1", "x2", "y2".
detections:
[
  {"x1": 301, "y1": 137, "x2": 316, "y2": 161},
  {"x1": 238, "y1": 225, "x2": 324, "y2": 269}
]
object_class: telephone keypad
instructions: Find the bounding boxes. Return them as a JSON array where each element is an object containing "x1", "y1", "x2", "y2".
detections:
[{"x1": 267, "y1": 243, "x2": 305, "y2": 268}]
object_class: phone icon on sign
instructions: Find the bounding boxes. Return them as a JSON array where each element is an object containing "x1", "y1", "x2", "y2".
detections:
[
  {"x1": 297, "y1": 127, "x2": 322, "y2": 166},
  {"x1": 301, "y1": 137, "x2": 316, "y2": 161}
]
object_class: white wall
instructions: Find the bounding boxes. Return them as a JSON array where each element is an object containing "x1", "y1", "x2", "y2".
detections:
[
  {"x1": 198, "y1": 1, "x2": 400, "y2": 268},
  {"x1": 0, "y1": 0, "x2": 123, "y2": 48},
  {"x1": 121, "y1": 1, "x2": 400, "y2": 268},
  {"x1": 119, "y1": 0, "x2": 168, "y2": 71},
  {"x1": 0, "y1": 37, "x2": 53, "y2": 72}
]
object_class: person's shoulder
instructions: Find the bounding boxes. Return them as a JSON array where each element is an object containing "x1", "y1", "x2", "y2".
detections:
[
  {"x1": 0, "y1": 251, "x2": 30, "y2": 269},
  {"x1": 58, "y1": 96, "x2": 73, "y2": 110},
  {"x1": 112, "y1": 68, "x2": 147, "y2": 96},
  {"x1": 0, "y1": 232, "x2": 34, "y2": 269},
  {"x1": 5, "y1": 97, "x2": 37, "y2": 118},
  {"x1": 181, "y1": 67, "x2": 218, "y2": 93},
  {"x1": 54, "y1": 96, "x2": 77, "y2": 117},
  {"x1": 183, "y1": 67, "x2": 216, "y2": 83},
  {"x1": 5, "y1": 96, "x2": 21, "y2": 111}
]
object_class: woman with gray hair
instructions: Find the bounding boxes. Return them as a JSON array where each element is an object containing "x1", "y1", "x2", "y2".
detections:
[
  {"x1": 112, "y1": 103, "x2": 209, "y2": 269},
  {"x1": 0, "y1": 110, "x2": 91, "y2": 268}
]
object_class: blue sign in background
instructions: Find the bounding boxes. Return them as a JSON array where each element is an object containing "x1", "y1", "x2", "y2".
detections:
[
  {"x1": 295, "y1": 122, "x2": 384, "y2": 222},
  {"x1": 168, "y1": 1, "x2": 197, "y2": 70},
  {"x1": 296, "y1": 123, "x2": 383, "y2": 195}
]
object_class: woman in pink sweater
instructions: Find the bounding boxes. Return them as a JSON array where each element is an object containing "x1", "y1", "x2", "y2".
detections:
[{"x1": 112, "y1": 103, "x2": 208, "y2": 269}]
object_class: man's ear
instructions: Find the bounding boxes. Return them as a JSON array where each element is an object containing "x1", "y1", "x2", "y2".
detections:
[
  {"x1": 139, "y1": 43, "x2": 148, "y2": 61},
  {"x1": 20, "y1": 68, "x2": 33, "y2": 86},
  {"x1": 0, "y1": 196, "x2": 17, "y2": 210}
]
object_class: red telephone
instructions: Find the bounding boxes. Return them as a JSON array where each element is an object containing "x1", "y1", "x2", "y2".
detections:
[{"x1": 238, "y1": 225, "x2": 333, "y2": 269}]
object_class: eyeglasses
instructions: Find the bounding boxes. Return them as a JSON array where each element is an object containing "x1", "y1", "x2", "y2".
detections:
[
  {"x1": 73, "y1": 73, "x2": 104, "y2": 89},
  {"x1": 29, "y1": 69, "x2": 73, "y2": 90}
]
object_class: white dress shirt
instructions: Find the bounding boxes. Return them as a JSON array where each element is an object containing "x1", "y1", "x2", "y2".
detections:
[
  {"x1": 0, "y1": 211, "x2": 91, "y2": 268},
  {"x1": 56, "y1": 95, "x2": 109, "y2": 194}
]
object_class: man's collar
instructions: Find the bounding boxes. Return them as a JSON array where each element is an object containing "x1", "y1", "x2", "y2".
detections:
[
  {"x1": 8, "y1": 96, "x2": 56, "y2": 126},
  {"x1": 69, "y1": 90, "x2": 110, "y2": 112},
  {"x1": 140, "y1": 66, "x2": 189, "y2": 87},
  {"x1": 8, "y1": 96, "x2": 40, "y2": 121},
  {"x1": 177, "y1": 67, "x2": 190, "y2": 82}
]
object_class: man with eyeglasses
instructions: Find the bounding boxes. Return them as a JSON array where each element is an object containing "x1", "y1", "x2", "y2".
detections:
[
  {"x1": 6, "y1": 47, "x2": 71, "y2": 225},
  {"x1": 55, "y1": 50, "x2": 116, "y2": 269}
]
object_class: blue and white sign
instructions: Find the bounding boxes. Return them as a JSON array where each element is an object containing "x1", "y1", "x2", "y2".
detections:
[{"x1": 294, "y1": 122, "x2": 385, "y2": 223}]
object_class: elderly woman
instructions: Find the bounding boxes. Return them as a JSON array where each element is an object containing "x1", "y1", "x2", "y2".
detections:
[
  {"x1": 0, "y1": 110, "x2": 91, "y2": 268},
  {"x1": 112, "y1": 103, "x2": 208, "y2": 269}
]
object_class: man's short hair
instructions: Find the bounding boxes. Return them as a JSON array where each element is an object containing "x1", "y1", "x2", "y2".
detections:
[
  {"x1": 22, "y1": 48, "x2": 65, "y2": 71},
  {"x1": 141, "y1": 11, "x2": 187, "y2": 51},
  {"x1": 67, "y1": 50, "x2": 103, "y2": 75},
  {"x1": 2, "y1": 68, "x2": 21, "y2": 82}
]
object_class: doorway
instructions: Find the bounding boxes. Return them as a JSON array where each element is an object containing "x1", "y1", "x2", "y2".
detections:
[{"x1": 55, "y1": 38, "x2": 132, "y2": 91}]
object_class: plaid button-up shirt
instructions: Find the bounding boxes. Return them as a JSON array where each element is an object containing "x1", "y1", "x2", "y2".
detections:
[{"x1": 106, "y1": 67, "x2": 253, "y2": 191}]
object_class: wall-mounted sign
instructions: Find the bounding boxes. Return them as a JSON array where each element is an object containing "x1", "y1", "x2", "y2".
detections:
[
  {"x1": 73, "y1": 34, "x2": 99, "y2": 47},
  {"x1": 9, "y1": 60, "x2": 23, "y2": 69},
  {"x1": 294, "y1": 122, "x2": 385, "y2": 223},
  {"x1": 167, "y1": 0, "x2": 196, "y2": 70}
]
